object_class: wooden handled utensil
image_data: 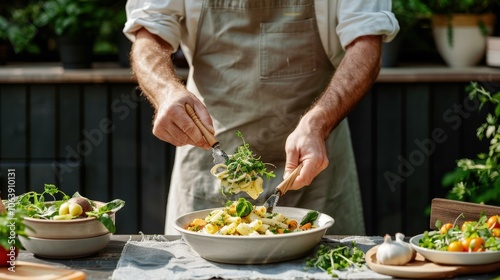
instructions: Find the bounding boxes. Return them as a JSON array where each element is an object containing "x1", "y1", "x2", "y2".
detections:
[
  {"x1": 185, "y1": 104, "x2": 229, "y2": 165},
  {"x1": 262, "y1": 162, "x2": 304, "y2": 213}
]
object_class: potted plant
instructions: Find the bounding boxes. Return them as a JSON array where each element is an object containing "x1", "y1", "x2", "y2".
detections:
[
  {"x1": 0, "y1": 2, "x2": 45, "y2": 64},
  {"x1": 383, "y1": 0, "x2": 432, "y2": 67},
  {"x1": 424, "y1": 0, "x2": 499, "y2": 67},
  {"x1": 38, "y1": 0, "x2": 113, "y2": 69},
  {"x1": 442, "y1": 82, "x2": 500, "y2": 205}
]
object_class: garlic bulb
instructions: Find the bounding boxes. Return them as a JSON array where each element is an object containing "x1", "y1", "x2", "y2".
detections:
[{"x1": 376, "y1": 233, "x2": 414, "y2": 265}]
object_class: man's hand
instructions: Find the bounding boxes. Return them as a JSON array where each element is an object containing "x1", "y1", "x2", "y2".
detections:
[
  {"x1": 131, "y1": 28, "x2": 214, "y2": 149},
  {"x1": 284, "y1": 35, "x2": 382, "y2": 190},
  {"x1": 284, "y1": 124, "x2": 329, "y2": 190}
]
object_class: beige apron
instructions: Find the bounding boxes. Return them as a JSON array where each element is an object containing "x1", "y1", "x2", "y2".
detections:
[{"x1": 165, "y1": 0, "x2": 365, "y2": 235}]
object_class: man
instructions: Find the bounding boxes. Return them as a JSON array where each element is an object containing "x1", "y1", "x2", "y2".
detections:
[{"x1": 124, "y1": 0, "x2": 399, "y2": 235}]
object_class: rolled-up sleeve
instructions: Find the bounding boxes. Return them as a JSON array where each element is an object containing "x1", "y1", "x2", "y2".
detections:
[
  {"x1": 123, "y1": 0, "x2": 184, "y2": 50},
  {"x1": 336, "y1": 0, "x2": 399, "y2": 49}
]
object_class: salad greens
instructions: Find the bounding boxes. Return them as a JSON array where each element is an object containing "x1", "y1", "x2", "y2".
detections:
[
  {"x1": 419, "y1": 212, "x2": 500, "y2": 252},
  {"x1": 13, "y1": 184, "x2": 125, "y2": 233},
  {"x1": 305, "y1": 242, "x2": 366, "y2": 278}
]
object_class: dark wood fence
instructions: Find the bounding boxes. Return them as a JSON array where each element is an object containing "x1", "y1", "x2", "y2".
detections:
[{"x1": 0, "y1": 70, "x2": 494, "y2": 236}]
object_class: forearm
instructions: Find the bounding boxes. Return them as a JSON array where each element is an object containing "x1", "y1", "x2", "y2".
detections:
[
  {"x1": 130, "y1": 28, "x2": 184, "y2": 110},
  {"x1": 302, "y1": 35, "x2": 382, "y2": 139}
]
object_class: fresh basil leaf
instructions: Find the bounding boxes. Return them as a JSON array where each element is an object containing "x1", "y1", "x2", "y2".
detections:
[
  {"x1": 235, "y1": 198, "x2": 253, "y2": 217},
  {"x1": 300, "y1": 211, "x2": 319, "y2": 226}
]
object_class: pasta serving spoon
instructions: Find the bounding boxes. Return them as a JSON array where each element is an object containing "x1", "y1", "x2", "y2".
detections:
[
  {"x1": 262, "y1": 162, "x2": 304, "y2": 213},
  {"x1": 185, "y1": 104, "x2": 229, "y2": 168}
]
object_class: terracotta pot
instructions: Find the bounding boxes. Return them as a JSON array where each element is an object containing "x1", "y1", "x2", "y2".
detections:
[{"x1": 432, "y1": 13, "x2": 496, "y2": 67}]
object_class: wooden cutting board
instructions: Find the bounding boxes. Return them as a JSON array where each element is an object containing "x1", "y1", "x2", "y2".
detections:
[
  {"x1": 366, "y1": 246, "x2": 500, "y2": 279},
  {"x1": 0, "y1": 261, "x2": 85, "y2": 280}
]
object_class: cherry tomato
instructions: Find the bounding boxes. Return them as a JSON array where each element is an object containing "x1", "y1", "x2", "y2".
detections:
[
  {"x1": 469, "y1": 238, "x2": 485, "y2": 252},
  {"x1": 461, "y1": 221, "x2": 475, "y2": 232},
  {"x1": 462, "y1": 237, "x2": 485, "y2": 252},
  {"x1": 448, "y1": 241, "x2": 464, "y2": 252},
  {"x1": 492, "y1": 228, "x2": 500, "y2": 237},
  {"x1": 0, "y1": 246, "x2": 17, "y2": 267},
  {"x1": 440, "y1": 223, "x2": 453, "y2": 234},
  {"x1": 487, "y1": 215, "x2": 500, "y2": 229}
]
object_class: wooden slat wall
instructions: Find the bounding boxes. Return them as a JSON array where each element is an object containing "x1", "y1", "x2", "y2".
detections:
[
  {"x1": 0, "y1": 81, "x2": 490, "y2": 236},
  {"x1": 350, "y1": 82, "x2": 490, "y2": 236},
  {"x1": 0, "y1": 83, "x2": 173, "y2": 234}
]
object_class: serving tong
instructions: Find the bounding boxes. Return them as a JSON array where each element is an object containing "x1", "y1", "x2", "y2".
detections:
[
  {"x1": 262, "y1": 162, "x2": 304, "y2": 213},
  {"x1": 185, "y1": 104, "x2": 229, "y2": 168}
]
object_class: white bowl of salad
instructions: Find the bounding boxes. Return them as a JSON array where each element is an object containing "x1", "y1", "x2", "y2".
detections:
[
  {"x1": 173, "y1": 198, "x2": 334, "y2": 264},
  {"x1": 13, "y1": 184, "x2": 125, "y2": 240}
]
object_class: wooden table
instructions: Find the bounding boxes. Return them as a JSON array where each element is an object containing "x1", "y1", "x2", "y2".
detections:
[
  {"x1": 16, "y1": 235, "x2": 147, "y2": 280},
  {"x1": 14, "y1": 234, "x2": 500, "y2": 280}
]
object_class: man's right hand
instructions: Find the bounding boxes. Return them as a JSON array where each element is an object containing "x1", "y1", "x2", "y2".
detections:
[{"x1": 131, "y1": 28, "x2": 214, "y2": 150}]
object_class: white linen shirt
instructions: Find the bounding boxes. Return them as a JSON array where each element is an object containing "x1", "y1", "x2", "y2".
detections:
[{"x1": 123, "y1": 0, "x2": 400, "y2": 68}]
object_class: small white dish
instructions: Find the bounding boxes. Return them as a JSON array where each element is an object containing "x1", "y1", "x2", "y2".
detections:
[
  {"x1": 20, "y1": 233, "x2": 111, "y2": 259},
  {"x1": 410, "y1": 233, "x2": 500, "y2": 265}
]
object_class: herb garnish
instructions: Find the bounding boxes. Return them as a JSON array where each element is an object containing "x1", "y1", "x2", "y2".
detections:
[
  {"x1": 305, "y1": 242, "x2": 366, "y2": 278},
  {"x1": 226, "y1": 131, "x2": 275, "y2": 182}
]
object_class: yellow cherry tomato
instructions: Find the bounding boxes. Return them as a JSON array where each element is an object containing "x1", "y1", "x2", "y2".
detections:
[
  {"x1": 440, "y1": 223, "x2": 453, "y2": 234},
  {"x1": 492, "y1": 228, "x2": 500, "y2": 237},
  {"x1": 461, "y1": 221, "x2": 475, "y2": 232},
  {"x1": 448, "y1": 241, "x2": 464, "y2": 252},
  {"x1": 462, "y1": 237, "x2": 485, "y2": 252}
]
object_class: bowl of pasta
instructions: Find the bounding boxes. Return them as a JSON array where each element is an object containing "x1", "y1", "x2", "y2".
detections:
[{"x1": 173, "y1": 199, "x2": 334, "y2": 264}]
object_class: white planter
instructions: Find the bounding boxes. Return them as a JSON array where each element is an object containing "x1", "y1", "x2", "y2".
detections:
[
  {"x1": 432, "y1": 13, "x2": 495, "y2": 67},
  {"x1": 487, "y1": 36, "x2": 500, "y2": 67}
]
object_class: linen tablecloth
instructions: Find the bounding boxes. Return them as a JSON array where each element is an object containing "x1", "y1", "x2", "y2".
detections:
[{"x1": 111, "y1": 235, "x2": 389, "y2": 280}]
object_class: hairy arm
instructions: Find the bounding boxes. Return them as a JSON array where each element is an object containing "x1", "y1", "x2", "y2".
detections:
[
  {"x1": 130, "y1": 28, "x2": 213, "y2": 149},
  {"x1": 285, "y1": 35, "x2": 382, "y2": 189}
]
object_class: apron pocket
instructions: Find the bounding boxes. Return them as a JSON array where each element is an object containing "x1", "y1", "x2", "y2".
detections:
[{"x1": 259, "y1": 18, "x2": 317, "y2": 80}]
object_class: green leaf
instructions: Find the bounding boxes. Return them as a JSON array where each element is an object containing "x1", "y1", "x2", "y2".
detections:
[
  {"x1": 496, "y1": 104, "x2": 500, "y2": 118},
  {"x1": 300, "y1": 211, "x2": 319, "y2": 226},
  {"x1": 235, "y1": 198, "x2": 253, "y2": 217},
  {"x1": 97, "y1": 213, "x2": 116, "y2": 234}
]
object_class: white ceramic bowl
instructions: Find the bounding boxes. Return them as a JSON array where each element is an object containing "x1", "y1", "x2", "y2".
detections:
[
  {"x1": 173, "y1": 206, "x2": 334, "y2": 264},
  {"x1": 20, "y1": 233, "x2": 111, "y2": 259},
  {"x1": 410, "y1": 233, "x2": 500, "y2": 265},
  {"x1": 23, "y1": 201, "x2": 114, "y2": 239}
]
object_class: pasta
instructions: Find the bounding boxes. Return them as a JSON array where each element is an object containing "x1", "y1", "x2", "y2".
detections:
[
  {"x1": 211, "y1": 165, "x2": 264, "y2": 200},
  {"x1": 185, "y1": 199, "x2": 319, "y2": 236},
  {"x1": 211, "y1": 131, "x2": 275, "y2": 200}
]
